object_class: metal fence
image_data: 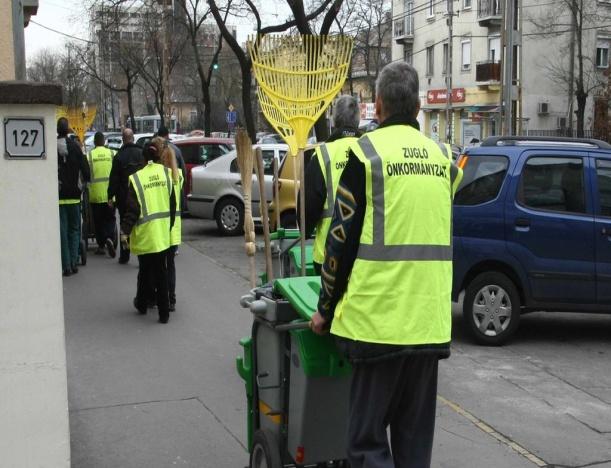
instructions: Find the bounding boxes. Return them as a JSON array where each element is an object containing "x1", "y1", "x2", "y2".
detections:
[{"x1": 525, "y1": 128, "x2": 610, "y2": 143}]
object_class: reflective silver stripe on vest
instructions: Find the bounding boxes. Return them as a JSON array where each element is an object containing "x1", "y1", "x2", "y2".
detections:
[
  {"x1": 136, "y1": 211, "x2": 172, "y2": 226},
  {"x1": 356, "y1": 135, "x2": 452, "y2": 262},
  {"x1": 437, "y1": 142, "x2": 449, "y2": 158},
  {"x1": 320, "y1": 144, "x2": 334, "y2": 217},
  {"x1": 132, "y1": 167, "x2": 173, "y2": 225}
]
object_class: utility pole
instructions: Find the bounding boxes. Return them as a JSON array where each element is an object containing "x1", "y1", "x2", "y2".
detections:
[
  {"x1": 445, "y1": 0, "x2": 455, "y2": 143},
  {"x1": 502, "y1": 0, "x2": 516, "y2": 136}
]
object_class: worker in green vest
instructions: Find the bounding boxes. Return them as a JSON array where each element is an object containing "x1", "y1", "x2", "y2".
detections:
[
  {"x1": 120, "y1": 142, "x2": 176, "y2": 324},
  {"x1": 310, "y1": 62, "x2": 463, "y2": 468},
  {"x1": 87, "y1": 132, "x2": 117, "y2": 257},
  {"x1": 300, "y1": 95, "x2": 361, "y2": 274}
]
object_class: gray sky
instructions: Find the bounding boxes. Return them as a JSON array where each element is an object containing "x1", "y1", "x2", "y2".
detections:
[{"x1": 25, "y1": 0, "x2": 291, "y2": 62}]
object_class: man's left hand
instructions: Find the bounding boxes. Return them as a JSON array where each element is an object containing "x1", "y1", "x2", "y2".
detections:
[{"x1": 310, "y1": 311, "x2": 328, "y2": 335}]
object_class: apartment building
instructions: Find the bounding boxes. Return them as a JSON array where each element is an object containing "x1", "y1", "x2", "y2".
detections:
[{"x1": 391, "y1": 0, "x2": 611, "y2": 144}]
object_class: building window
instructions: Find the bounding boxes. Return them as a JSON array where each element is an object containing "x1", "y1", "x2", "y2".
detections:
[
  {"x1": 464, "y1": 0, "x2": 472, "y2": 8},
  {"x1": 404, "y1": 45, "x2": 413, "y2": 65},
  {"x1": 488, "y1": 36, "x2": 501, "y2": 62},
  {"x1": 442, "y1": 43, "x2": 448, "y2": 74},
  {"x1": 461, "y1": 40, "x2": 472, "y2": 70},
  {"x1": 426, "y1": 45, "x2": 435, "y2": 76},
  {"x1": 428, "y1": 0, "x2": 434, "y2": 17},
  {"x1": 596, "y1": 39, "x2": 609, "y2": 68}
]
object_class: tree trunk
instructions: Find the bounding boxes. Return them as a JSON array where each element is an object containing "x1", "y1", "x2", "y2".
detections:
[
  {"x1": 241, "y1": 63, "x2": 256, "y2": 142},
  {"x1": 575, "y1": 0, "x2": 586, "y2": 138},
  {"x1": 203, "y1": 86, "x2": 212, "y2": 137},
  {"x1": 127, "y1": 74, "x2": 136, "y2": 131},
  {"x1": 576, "y1": 90, "x2": 587, "y2": 137}
]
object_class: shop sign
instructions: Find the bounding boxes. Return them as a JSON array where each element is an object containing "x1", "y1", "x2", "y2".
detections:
[
  {"x1": 359, "y1": 103, "x2": 375, "y2": 120},
  {"x1": 426, "y1": 88, "x2": 466, "y2": 104}
]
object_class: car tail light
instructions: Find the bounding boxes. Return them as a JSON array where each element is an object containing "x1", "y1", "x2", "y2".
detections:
[
  {"x1": 457, "y1": 155, "x2": 469, "y2": 169},
  {"x1": 295, "y1": 446, "x2": 305, "y2": 464}
]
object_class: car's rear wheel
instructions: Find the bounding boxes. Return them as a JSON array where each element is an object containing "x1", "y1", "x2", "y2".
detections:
[
  {"x1": 463, "y1": 272, "x2": 521, "y2": 346},
  {"x1": 215, "y1": 197, "x2": 244, "y2": 236}
]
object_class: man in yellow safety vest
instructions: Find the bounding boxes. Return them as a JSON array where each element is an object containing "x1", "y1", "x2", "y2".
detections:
[
  {"x1": 310, "y1": 62, "x2": 463, "y2": 467},
  {"x1": 87, "y1": 132, "x2": 117, "y2": 257},
  {"x1": 120, "y1": 142, "x2": 176, "y2": 324},
  {"x1": 301, "y1": 95, "x2": 360, "y2": 274}
]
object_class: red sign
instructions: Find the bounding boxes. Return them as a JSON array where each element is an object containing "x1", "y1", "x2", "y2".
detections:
[{"x1": 426, "y1": 88, "x2": 466, "y2": 104}]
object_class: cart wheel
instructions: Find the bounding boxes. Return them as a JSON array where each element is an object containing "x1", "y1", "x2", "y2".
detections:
[
  {"x1": 250, "y1": 429, "x2": 282, "y2": 468},
  {"x1": 80, "y1": 239, "x2": 87, "y2": 266}
]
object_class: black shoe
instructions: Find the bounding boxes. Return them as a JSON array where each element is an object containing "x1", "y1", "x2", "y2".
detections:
[
  {"x1": 118, "y1": 257, "x2": 129, "y2": 265},
  {"x1": 133, "y1": 297, "x2": 147, "y2": 314},
  {"x1": 169, "y1": 302, "x2": 176, "y2": 312},
  {"x1": 94, "y1": 247, "x2": 106, "y2": 255},
  {"x1": 158, "y1": 316, "x2": 169, "y2": 324},
  {"x1": 147, "y1": 301, "x2": 157, "y2": 309},
  {"x1": 62, "y1": 269, "x2": 72, "y2": 277},
  {"x1": 71, "y1": 266, "x2": 79, "y2": 274},
  {"x1": 106, "y1": 238, "x2": 116, "y2": 258}
]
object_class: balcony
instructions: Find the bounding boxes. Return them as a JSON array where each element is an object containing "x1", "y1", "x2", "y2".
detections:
[
  {"x1": 477, "y1": 0, "x2": 503, "y2": 27},
  {"x1": 393, "y1": 14, "x2": 414, "y2": 44},
  {"x1": 476, "y1": 60, "x2": 501, "y2": 84}
]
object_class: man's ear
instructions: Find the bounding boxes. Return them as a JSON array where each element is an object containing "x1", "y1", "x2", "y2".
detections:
[
  {"x1": 375, "y1": 95, "x2": 382, "y2": 121},
  {"x1": 414, "y1": 100, "x2": 421, "y2": 119}
]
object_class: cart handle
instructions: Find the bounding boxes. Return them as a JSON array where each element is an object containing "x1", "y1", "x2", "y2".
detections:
[{"x1": 273, "y1": 321, "x2": 311, "y2": 332}]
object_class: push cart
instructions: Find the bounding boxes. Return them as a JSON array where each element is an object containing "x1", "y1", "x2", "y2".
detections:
[
  {"x1": 269, "y1": 229, "x2": 316, "y2": 279},
  {"x1": 238, "y1": 277, "x2": 352, "y2": 468}
]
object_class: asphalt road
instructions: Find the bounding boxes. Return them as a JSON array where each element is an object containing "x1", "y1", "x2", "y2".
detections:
[{"x1": 63, "y1": 218, "x2": 611, "y2": 468}]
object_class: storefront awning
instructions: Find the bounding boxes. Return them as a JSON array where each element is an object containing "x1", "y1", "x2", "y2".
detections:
[{"x1": 466, "y1": 105, "x2": 500, "y2": 113}]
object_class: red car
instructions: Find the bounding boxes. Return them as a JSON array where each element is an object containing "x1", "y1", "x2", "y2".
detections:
[{"x1": 174, "y1": 137, "x2": 234, "y2": 195}]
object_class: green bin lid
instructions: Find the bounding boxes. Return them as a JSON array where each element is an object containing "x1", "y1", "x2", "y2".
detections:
[
  {"x1": 273, "y1": 276, "x2": 321, "y2": 321},
  {"x1": 288, "y1": 245, "x2": 316, "y2": 276},
  {"x1": 270, "y1": 228, "x2": 301, "y2": 240}
]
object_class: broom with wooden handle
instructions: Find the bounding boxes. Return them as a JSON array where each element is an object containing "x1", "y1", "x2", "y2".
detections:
[
  {"x1": 235, "y1": 128, "x2": 256, "y2": 288},
  {"x1": 254, "y1": 147, "x2": 274, "y2": 283}
]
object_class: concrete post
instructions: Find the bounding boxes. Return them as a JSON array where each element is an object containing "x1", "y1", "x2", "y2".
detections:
[{"x1": 0, "y1": 82, "x2": 70, "y2": 468}]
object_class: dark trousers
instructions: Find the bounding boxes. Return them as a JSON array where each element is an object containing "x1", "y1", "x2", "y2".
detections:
[
  {"x1": 117, "y1": 205, "x2": 130, "y2": 263},
  {"x1": 59, "y1": 203, "x2": 81, "y2": 271},
  {"x1": 91, "y1": 202, "x2": 116, "y2": 248},
  {"x1": 347, "y1": 354, "x2": 439, "y2": 468},
  {"x1": 166, "y1": 245, "x2": 177, "y2": 304},
  {"x1": 135, "y1": 250, "x2": 170, "y2": 321}
]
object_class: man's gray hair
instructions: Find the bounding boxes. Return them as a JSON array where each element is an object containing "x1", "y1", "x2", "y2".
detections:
[
  {"x1": 376, "y1": 62, "x2": 420, "y2": 117},
  {"x1": 122, "y1": 128, "x2": 134, "y2": 144},
  {"x1": 333, "y1": 95, "x2": 360, "y2": 129}
]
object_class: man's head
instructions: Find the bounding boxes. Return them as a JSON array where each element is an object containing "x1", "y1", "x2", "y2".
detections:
[
  {"x1": 122, "y1": 128, "x2": 134, "y2": 144},
  {"x1": 375, "y1": 62, "x2": 420, "y2": 123},
  {"x1": 57, "y1": 117, "x2": 70, "y2": 137},
  {"x1": 157, "y1": 126, "x2": 169, "y2": 139},
  {"x1": 332, "y1": 95, "x2": 360, "y2": 130},
  {"x1": 94, "y1": 132, "x2": 105, "y2": 147},
  {"x1": 143, "y1": 141, "x2": 160, "y2": 162}
]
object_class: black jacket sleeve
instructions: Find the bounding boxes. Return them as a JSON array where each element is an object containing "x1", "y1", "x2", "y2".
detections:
[
  {"x1": 298, "y1": 155, "x2": 327, "y2": 238},
  {"x1": 107, "y1": 154, "x2": 120, "y2": 201},
  {"x1": 76, "y1": 144, "x2": 90, "y2": 184},
  {"x1": 120, "y1": 183, "x2": 140, "y2": 235}
]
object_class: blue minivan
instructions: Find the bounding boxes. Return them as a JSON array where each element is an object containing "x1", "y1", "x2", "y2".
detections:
[{"x1": 452, "y1": 136, "x2": 611, "y2": 345}]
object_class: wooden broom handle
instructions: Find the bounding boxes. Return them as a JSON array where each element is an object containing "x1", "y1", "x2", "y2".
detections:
[
  {"x1": 273, "y1": 156, "x2": 280, "y2": 231},
  {"x1": 255, "y1": 148, "x2": 273, "y2": 283}
]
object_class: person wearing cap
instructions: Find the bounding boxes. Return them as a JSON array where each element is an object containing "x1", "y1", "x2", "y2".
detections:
[
  {"x1": 310, "y1": 62, "x2": 463, "y2": 467},
  {"x1": 120, "y1": 142, "x2": 176, "y2": 324}
]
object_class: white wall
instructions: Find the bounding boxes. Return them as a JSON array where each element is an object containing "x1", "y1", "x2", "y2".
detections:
[{"x1": 0, "y1": 104, "x2": 71, "y2": 467}]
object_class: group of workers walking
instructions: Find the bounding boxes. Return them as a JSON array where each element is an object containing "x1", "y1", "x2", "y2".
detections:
[
  {"x1": 304, "y1": 62, "x2": 463, "y2": 467},
  {"x1": 57, "y1": 121, "x2": 184, "y2": 324}
]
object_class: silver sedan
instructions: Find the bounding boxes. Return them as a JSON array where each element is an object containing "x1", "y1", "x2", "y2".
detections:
[{"x1": 187, "y1": 143, "x2": 288, "y2": 235}]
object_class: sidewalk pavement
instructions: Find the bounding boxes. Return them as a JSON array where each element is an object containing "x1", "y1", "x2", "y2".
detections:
[{"x1": 64, "y1": 243, "x2": 536, "y2": 468}]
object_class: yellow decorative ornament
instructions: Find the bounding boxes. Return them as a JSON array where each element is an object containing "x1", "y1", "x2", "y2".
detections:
[{"x1": 56, "y1": 105, "x2": 97, "y2": 145}]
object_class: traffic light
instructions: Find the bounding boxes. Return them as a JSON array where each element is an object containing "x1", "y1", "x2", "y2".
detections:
[{"x1": 213, "y1": 62, "x2": 219, "y2": 70}]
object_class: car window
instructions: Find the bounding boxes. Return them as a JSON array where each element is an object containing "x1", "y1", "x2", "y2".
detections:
[
  {"x1": 518, "y1": 156, "x2": 585, "y2": 214},
  {"x1": 455, "y1": 155, "x2": 508, "y2": 206},
  {"x1": 597, "y1": 159, "x2": 611, "y2": 217},
  {"x1": 262, "y1": 150, "x2": 276, "y2": 175},
  {"x1": 180, "y1": 145, "x2": 200, "y2": 165},
  {"x1": 203, "y1": 144, "x2": 227, "y2": 162}
]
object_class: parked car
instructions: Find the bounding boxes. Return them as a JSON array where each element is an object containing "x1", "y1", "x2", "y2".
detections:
[
  {"x1": 188, "y1": 144, "x2": 288, "y2": 235},
  {"x1": 133, "y1": 132, "x2": 185, "y2": 148},
  {"x1": 174, "y1": 136, "x2": 235, "y2": 197},
  {"x1": 453, "y1": 136, "x2": 611, "y2": 345}
]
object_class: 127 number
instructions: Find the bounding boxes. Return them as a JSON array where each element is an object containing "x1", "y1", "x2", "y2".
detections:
[{"x1": 12, "y1": 129, "x2": 39, "y2": 147}]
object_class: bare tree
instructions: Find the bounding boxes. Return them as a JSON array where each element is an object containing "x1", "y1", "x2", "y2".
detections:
[
  {"x1": 528, "y1": 0, "x2": 608, "y2": 136},
  {"x1": 207, "y1": 0, "x2": 344, "y2": 142}
]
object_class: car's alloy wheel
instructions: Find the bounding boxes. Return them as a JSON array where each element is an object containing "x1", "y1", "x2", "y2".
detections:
[
  {"x1": 215, "y1": 198, "x2": 244, "y2": 236},
  {"x1": 463, "y1": 272, "x2": 521, "y2": 346},
  {"x1": 221, "y1": 204, "x2": 240, "y2": 231}
]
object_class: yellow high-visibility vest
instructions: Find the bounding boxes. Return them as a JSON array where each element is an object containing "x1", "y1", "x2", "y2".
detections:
[
  {"x1": 129, "y1": 162, "x2": 173, "y2": 255},
  {"x1": 312, "y1": 137, "x2": 358, "y2": 264},
  {"x1": 331, "y1": 125, "x2": 463, "y2": 345},
  {"x1": 88, "y1": 146, "x2": 114, "y2": 203}
]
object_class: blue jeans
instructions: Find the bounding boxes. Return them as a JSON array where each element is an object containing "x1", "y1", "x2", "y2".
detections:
[{"x1": 59, "y1": 203, "x2": 81, "y2": 270}]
